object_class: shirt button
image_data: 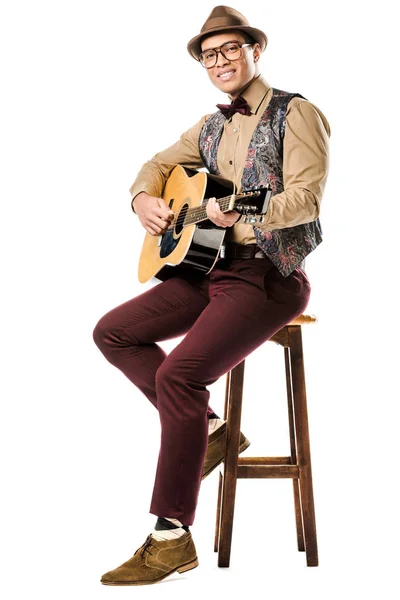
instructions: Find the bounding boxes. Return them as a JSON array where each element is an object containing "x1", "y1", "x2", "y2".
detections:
[
  {"x1": 233, "y1": 128, "x2": 238, "y2": 133},
  {"x1": 229, "y1": 160, "x2": 233, "y2": 165}
]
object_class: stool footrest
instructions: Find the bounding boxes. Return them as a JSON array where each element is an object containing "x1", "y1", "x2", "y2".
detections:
[
  {"x1": 236, "y1": 464, "x2": 299, "y2": 479},
  {"x1": 237, "y1": 456, "x2": 292, "y2": 465}
]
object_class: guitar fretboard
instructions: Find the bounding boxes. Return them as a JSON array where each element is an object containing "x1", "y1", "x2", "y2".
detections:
[{"x1": 169, "y1": 193, "x2": 249, "y2": 229}]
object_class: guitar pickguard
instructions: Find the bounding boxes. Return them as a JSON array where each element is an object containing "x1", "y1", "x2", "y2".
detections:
[
  {"x1": 159, "y1": 229, "x2": 178, "y2": 259},
  {"x1": 159, "y1": 202, "x2": 189, "y2": 259}
]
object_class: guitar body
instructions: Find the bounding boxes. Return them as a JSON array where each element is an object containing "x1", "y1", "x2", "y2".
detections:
[{"x1": 138, "y1": 166, "x2": 234, "y2": 283}]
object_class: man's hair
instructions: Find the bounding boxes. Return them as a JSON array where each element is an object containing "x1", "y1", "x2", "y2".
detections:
[{"x1": 241, "y1": 32, "x2": 257, "y2": 45}]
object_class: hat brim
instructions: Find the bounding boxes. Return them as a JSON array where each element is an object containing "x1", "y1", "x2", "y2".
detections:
[{"x1": 187, "y1": 26, "x2": 268, "y2": 60}]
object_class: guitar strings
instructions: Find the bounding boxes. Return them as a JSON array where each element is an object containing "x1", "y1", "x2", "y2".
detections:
[
  {"x1": 168, "y1": 197, "x2": 243, "y2": 229},
  {"x1": 167, "y1": 193, "x2": 249, "y2": 230},
  {"x1": 168, "y1": 197, "x2": 235, "y2": 229}
]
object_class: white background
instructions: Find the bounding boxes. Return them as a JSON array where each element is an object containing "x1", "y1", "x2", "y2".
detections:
[{"x1": 1, "y1": 0, "x2": 399, "y2": 598}]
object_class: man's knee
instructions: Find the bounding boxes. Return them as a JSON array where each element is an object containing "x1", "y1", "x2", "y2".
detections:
[
  {"x1": 155, "y1": 358, "x2": 209, "y2": 413},
  {"x1": 155, "y1": 360, "x2": 181, "y2": 395},
  {"x1": 92, "y1": 312, "x2": 127, "y2": 355},
  {"x1": 92, "y1": 315, "x2": 110, "y2": 353}
]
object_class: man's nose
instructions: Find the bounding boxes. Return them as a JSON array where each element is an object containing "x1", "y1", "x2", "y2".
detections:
[{"x1": 216, "y1": 50, "x2": 229, "y2": 67}]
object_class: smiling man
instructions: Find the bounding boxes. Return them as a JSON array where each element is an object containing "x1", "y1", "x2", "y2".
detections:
[{"x1": 93, "y1": 5, "x2": 330, "y2": 586}]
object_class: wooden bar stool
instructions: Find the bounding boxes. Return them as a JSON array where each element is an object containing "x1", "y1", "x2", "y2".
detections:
[{"x1": 214, "y1": 314, "x2": 318, "y2": 567}]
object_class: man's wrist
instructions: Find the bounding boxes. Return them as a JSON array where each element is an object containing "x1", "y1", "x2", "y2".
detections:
[{"x1": 131, "y1": 191, "x2": 148, "y2": 213}]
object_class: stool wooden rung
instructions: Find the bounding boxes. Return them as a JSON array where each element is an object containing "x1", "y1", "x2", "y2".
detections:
[
  {"x1": 214, "y1": 314, "x2": 318, "y2": 568},
  {"x1": 237, "y1": 458, "x2": 299, "y2": 478}
]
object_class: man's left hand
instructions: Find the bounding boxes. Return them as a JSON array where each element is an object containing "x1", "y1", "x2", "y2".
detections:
[{"x1": 206, "y1": 197, "x2": 241, "y2": 227}]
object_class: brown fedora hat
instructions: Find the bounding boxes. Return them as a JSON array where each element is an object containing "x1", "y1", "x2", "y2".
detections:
[{"x1": 187, "y1": 5, "x2": 268, "y2": 60}]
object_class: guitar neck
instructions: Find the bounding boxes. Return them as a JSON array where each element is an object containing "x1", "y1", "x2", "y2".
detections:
[{"x1": 174, "y1": 194, "x2": 247, "y2": 227}]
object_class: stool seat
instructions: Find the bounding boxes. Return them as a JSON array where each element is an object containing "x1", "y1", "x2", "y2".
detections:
[
  {"x1": 289, "y1": 313, "x2": 317, "y2": 325},
  {"x1": 214, "y1": 313, "x2": 319, "y2": 568}
]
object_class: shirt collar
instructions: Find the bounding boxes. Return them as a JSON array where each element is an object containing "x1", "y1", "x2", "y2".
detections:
[{"x1": 228, "y1": 75, "x2": 271, "y2": 115}]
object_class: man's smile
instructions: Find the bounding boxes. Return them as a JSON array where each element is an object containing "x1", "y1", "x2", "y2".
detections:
[{"x1": 217, "y1": 69, "x2": 236, "y2": 81}]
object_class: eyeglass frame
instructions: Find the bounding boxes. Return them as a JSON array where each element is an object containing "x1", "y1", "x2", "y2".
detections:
[{"x1": 198, "y1": 40, "x2": 253, "y2": 69}]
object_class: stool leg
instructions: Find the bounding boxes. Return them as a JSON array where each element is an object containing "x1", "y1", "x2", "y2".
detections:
[
  {"x1": 218, "y1": 360, "x2": 245, "y2": 567},
  {"x1": 214, "y1": 472, "x2": 223, "y2": 553},
  {"x1": 284, "y1": 347, "x2": 305, "y2": 552},
  {"x1": 214, "y1": 367, "x2": 232, "y2": 552},
  {"x1": 289, "y1": 326, "x2": 318, "y2": 567}
]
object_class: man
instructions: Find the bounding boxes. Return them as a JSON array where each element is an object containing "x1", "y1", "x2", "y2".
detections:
[{"x1": 93, "y1": 5, "x2": 330, "y2": 586}]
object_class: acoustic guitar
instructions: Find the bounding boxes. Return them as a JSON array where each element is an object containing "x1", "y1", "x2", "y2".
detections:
[{"x1": 138, "y1": 165, "x2": 271, "y2": 283}]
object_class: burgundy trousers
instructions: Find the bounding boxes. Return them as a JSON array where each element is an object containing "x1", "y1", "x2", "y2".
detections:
[{"x1": 93, "y1": 257, "x2": 311, "y2": 525}]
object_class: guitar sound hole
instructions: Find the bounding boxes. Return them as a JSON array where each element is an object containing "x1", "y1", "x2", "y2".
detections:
[{"x1": 175, "y1": 203, "x2": 188, "y2": 236}]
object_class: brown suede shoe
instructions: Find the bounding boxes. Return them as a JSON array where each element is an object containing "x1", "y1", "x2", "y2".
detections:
[
  {"x1": 202, "y1": 421, "x2": 250, "y2": 480},
  {"x1": 101, "y1": 531, "x2": 198, "y2": 586}
]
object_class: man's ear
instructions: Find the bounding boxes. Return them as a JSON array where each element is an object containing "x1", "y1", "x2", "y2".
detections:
[{"x1": 253, "y1": 43, "x2": 261, "y2": 63}]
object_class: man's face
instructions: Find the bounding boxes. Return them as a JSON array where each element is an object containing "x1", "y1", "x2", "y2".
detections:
[{"x1": 200, "y1": 31, "x2": 260, "y2": 97}]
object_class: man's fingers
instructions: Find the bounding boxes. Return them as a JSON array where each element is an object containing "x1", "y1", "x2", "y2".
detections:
[
  {"x1": 154, "y1": 209, "x2": 174, "y2": 221},
  {"x1": 156, "y1": 198, "x2": 174, "y2": 220},
  {"x1": 146, "y1": 225, "x2": 159, "y2": 236},
  {"x1": 156, "y1": 198, "x2": 170, "y2": 209},
  {"x1": 147, "y1": 224, "x2": 166, "y2": 235},
  {"x1": 207, "y1": 198, "x2": 225, "y2": 226},
  {"x1": 153, "y1": 215, "x2": 172, "y2": 229},
  {"x1": 147, "y1": 216, "x2": 170, "y2": 234},
  {"x1": 205, "y1": 198, "x2": 240, "y2": 227}
]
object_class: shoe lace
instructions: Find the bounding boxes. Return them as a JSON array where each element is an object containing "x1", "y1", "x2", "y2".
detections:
[{"x1": 134, "y1": 534, "x2": 155, "y2": 558}]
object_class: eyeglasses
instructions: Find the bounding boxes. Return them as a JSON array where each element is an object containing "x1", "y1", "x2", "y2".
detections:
[{"x1": 198, "y1": 41, "x2": 252, "y2": 69}]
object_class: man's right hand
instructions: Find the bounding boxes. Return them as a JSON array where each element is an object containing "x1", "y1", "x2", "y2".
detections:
[{"x1": 133, "y1": 192, "x2": 174, "y2": 236}]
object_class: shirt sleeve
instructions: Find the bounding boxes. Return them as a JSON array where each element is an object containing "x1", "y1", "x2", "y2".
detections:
[
  {"x1": 129, "y1": 114, "x2": 211, "y2": 213},
  {"x1": 255, "y1": 97, "x2": 330, "y2": 230}
]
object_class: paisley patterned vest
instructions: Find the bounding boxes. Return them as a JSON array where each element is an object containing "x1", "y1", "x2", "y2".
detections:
[{"x1": 198, "y1": 87, "x2": 323, "y2": 277}]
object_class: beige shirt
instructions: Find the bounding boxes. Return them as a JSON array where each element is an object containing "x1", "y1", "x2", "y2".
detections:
[{"x1": 129, "y1": 75, "x2": 330, "y2": 245}]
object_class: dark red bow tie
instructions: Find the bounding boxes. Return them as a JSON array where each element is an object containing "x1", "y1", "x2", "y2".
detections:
[{"x1": 216, "y1": 96, "x2": 251, "y2": 119}]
